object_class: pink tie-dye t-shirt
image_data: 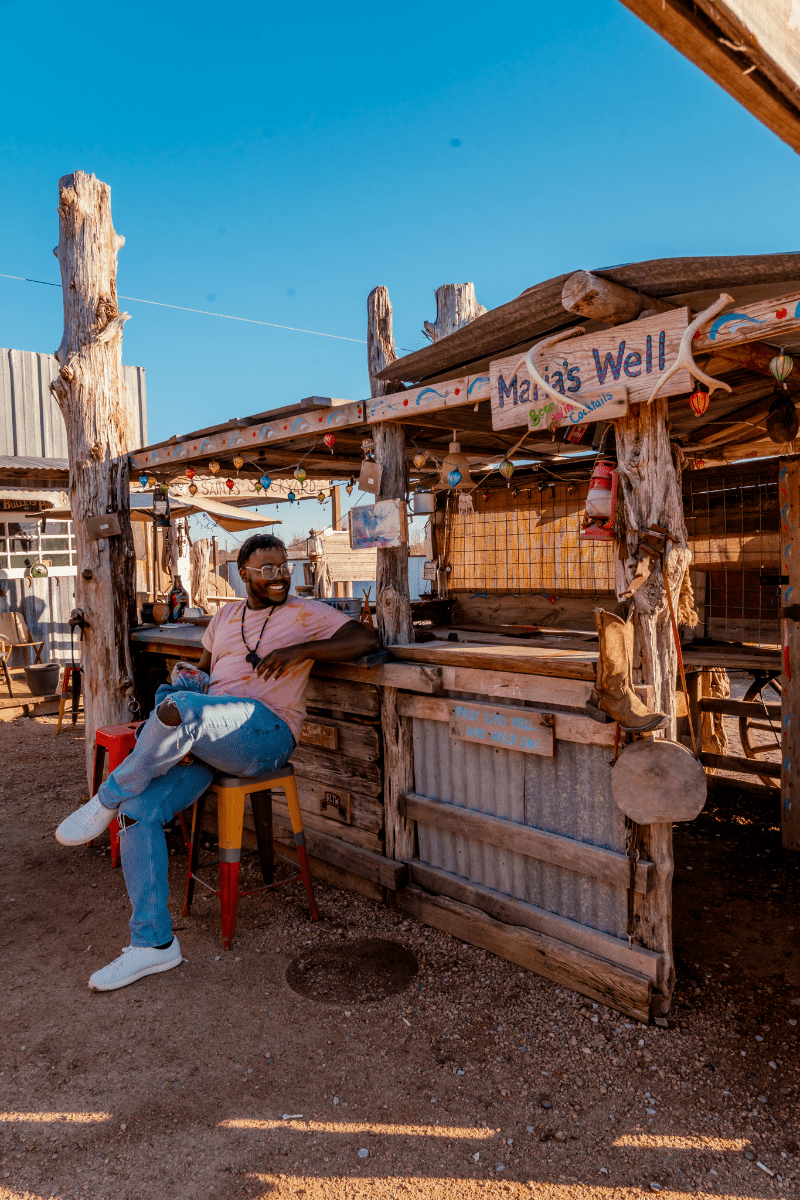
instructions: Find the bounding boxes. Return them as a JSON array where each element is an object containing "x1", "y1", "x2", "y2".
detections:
[{"x1": 201, "y1": 598, "x2": 351, "y2": 740}]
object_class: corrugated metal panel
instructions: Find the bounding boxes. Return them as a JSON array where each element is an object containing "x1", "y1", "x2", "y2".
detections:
[
  {"x1": 0, "y1": 573, "x2": 77, "y2": 666},
  {"x1": 0, "y1": 348, "x2": 147, "y2": 457},
  {"x1": 412, "y1": 715, "x2": 628, "y2": 939}
]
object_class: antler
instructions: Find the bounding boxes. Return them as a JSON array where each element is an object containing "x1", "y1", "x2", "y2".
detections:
[
  {"x1": 514, "y1": 327, "x2": 590, "y2": 413},
  {"x1": 647, "y1": 293, "x2": 735, "y2": 404}
]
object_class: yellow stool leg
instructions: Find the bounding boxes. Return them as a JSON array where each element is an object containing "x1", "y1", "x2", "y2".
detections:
[{"x1": 216, "y1": 785, "x2": 247, "y2": 950}]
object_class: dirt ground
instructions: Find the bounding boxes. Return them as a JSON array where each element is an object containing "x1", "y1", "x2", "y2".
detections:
[{"x1": 0, "y1": 713, "x2": 798, "y2": 1200}]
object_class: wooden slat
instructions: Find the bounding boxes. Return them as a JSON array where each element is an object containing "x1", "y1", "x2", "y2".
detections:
[
  {"x1": 389, "y1": 641, "x2": 597, "y2": 681},
  {"x1": 441, "y1": 665, "x2": 594, "y2": 710},
  {"x1": 407, "y1": 860, "x2": 663, "y2": 987},
  {"x1": 399, "y1": 792, "x2": 653, "y2": 894},
  {"x1": 305, "y1": 677, "x2": 380, "y2": 719},
  {"x1": 396, "y1": 884, "x2": 652, "y2": 1023},
  {"x1": 396, "y1": 691, "x2": 616, "y2": 747},
  {"x1": 452, "y1": 592, "x2": 612, "y2": 633},
  {"x1": 780, "y1": 457, "x2": 800, "y2": 850},
  {"x1": 289, "y1": 745, "x2": 382, "y2": 795},
  {"x1": 312, "y1": 660, "x2": 443, "y2": 693},
  {"x1": 699, "y1": 697, "x2": 781, "y2": 719},
  {"x1": 700, "y1": 751, "x2": 781, "y2": 779},
  {"x1": 272, "y1": 815, "x2": 406, "y2": 891},
  {"x1": 298, "y1": 716, "x2": 381, "y2": 761}
]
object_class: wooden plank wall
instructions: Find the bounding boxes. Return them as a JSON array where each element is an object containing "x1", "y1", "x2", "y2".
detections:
[{"x1": 780, "y1": 459, "x2": 800, "y2": 851}]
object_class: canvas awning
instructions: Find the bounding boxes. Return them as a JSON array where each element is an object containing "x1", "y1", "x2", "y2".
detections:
[{"x1": 45, "y1": 493, "x2": 282, "y2": 534}]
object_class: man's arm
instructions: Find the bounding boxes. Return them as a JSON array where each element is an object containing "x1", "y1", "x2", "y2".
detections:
[
  {"x1": 197, "y1": 648, "x2": 212, "y2": 673},
  {"x1": 255, "y1": 618, "x2": 380, "y2": 681}
]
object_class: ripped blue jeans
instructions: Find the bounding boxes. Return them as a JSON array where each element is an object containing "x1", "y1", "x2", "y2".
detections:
[{"x1": 97, "y1": 685, "x2": 295, "y2": 947}]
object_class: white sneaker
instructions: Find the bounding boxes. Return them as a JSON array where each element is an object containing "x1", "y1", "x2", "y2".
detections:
[
  {"x1": 89, "y1": 938, "x2": 182, "y2": 992},
  {"x1": 55, "y1": 796, "x2": 117, "y2": 846}
]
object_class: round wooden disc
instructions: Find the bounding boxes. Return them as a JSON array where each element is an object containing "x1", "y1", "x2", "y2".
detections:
[{"x1": 611, "y1": 738, "x2": 707, "y2": 824}]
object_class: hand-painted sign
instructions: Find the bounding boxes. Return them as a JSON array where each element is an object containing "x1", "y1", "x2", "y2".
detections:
[
  {"x1": 526, "y1": 385, "x2": 629, "y2": 433},
  {"x1": 490, "y1": 309, "x2": 691, "y2": 430},
  {"x1": 448, "y1": 702, "x2": 554, "y2": 756},
  {"x1": 367, "y1": 374, "x2": 491, "y2": 423},
  {"x1": 693, "y1": 291, "x2": 800, "y2": 353}
]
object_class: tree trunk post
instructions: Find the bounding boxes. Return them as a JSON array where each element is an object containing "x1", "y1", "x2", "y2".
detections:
[
  {"x1": 49, "y1": 171, "x2": 137, "y2": 787},
  {"x1": 423, "y1": 283, "x2": 486, "y2": 342}
]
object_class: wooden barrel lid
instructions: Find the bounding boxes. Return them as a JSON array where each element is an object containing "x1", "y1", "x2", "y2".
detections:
[{"x1": 611, "y1": 738, "x2": 707, "y2": 824}]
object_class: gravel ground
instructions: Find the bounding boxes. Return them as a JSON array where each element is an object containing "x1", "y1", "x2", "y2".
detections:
[{"x1": 0, "y1": 714, "x2": 797, "y2": 1200}]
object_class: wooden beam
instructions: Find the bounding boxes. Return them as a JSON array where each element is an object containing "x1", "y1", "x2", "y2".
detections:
[
  {"x1": 396, "y1": 884, "x2": 652, "y2": 1022},
  {"x1": 700, "y1": 751, "x2": 781, "y2": 779},
  {"x1": 390, "y1": 641, "x2": 598, "y2": 681},
  {"x1": 561, "y1": 271, "x2": 675, "y2": 324},
  {"x1": 271, "y1": 815, "x2": 408, "y2": 891},
  {"x1": 780, "y1": 457, "x2": 800, "y2": 850},
  {"x1": 395, "y1": 691, "x2": 617, "y2": 747},
  {"x1": 400, "y1": 791, "x2": 654, "y2": 893},
  {"x1": 699, "y1": 696, "x2": 781, "y2": 720}
]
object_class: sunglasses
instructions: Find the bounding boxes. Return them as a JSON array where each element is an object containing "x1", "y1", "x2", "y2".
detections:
[{"x1": 241, "y1": 562, "x2": 293, "y2": 581}]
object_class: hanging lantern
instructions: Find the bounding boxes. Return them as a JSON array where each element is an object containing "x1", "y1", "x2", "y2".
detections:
[
  {"x1": 447, "y1": 468, "x2": 462, "y2": 489},
  {"x1": 317, "y1": 491, "x2": 326, "y2": 503},
  {"x1": 188, "y1": 483, "x2": 198, "y2": 496},
  {"x1": 225, "y1": 478, "x2": 235, "y2": 491},
  {"x1": 287, "y1": 490, "x2": 296, "y2": 504},
  {"x1": 438, "y1": 439, "x2": 473, "y2": 491},
  {"x1": 345, "y1": 483, "x2": 354, "y2": 496},
  {"x1": 138, "y1": 473, "x2": 149, "y2": 487},
  {"x1": 185, "y1": 466, "x2": 195, "y2": 480},
  {"x1": 499, "y1": 459, "x2": 515, "y2": 481},
  {"x1": 147, "y1": 474, "x2": 157, "y2": 488},
  {"x1": 580, "y1": 459, "x2": 618, "y2": 541},
  {"x1": 208, "y1": 460, "x2": 220, "y2": 475},
  {"x1": 323, "y1": 433, "x2": 335, "y2": 452},
  {"x1": 254, "y1": 480, "x2": 262, "y2": 492},
  {"x1": 294, "y1": 467, "x2": 307, "y2": 483},
  {"x1": 307, "y1": 530, "x2": 324, "y2": 559},
  {"x1": 413, "y1": 452, "x2": 427, "y2": 470},
  {"x1": 689, "y1": 388, "x2": 710, "y2": 417},
  {"x1": 361, "y1": 437, "x2": 374, "y2": 456},
  {"x1": 770, "y1": 352, "x2": 794, "y2": 383},
  {"x1": 260, "y1": 473, "x2": 272, "y2": 491},
  {"x1": 233, "y1": 455, "x2": 244, "y2": 470}
]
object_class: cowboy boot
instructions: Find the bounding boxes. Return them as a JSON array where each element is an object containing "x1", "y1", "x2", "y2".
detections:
[{"x1": 585, "y1": 609, "x2": 667, "y2": 732}]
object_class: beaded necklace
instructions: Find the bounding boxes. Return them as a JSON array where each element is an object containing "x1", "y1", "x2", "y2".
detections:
[{"x1": 240, "y1": 601, "x2": 276, "y2": 670}]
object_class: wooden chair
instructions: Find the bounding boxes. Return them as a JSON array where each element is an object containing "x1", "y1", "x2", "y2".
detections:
[{"x1": 0, "y1": 612, "x2": 44, "y2": 698}]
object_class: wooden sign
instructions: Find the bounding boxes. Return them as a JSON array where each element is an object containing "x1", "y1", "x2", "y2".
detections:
[
  {"x1": 448, "y1": 702, "x2": 554, "y2": 756},
  {"x1": 490, "y1": 308, "x2": 691, "y2": 430},
  {"x1": 319, "y1": 785, "x2": 352, "y2": 825},
  {"x1": 367, "y1": 373, "x2": 491, "y2": 423},
  {"x1": 349, "y1": 499, "x2": 408, "y2": 549},
  {"x1": 299, "y1": 720, "x2": 338, "y2": 751},
  {"x1": 693, "y1": 290, "x2": 800, "y2": 353},
  {"x1": 526, "y1": 386, "x2": 629, "y2": 433}
]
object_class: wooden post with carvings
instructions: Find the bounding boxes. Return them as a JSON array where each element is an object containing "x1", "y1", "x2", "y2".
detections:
[
  {"x1": 780, "y1": 458, "x2": 800, "y2": 851},
  {"x1": 49, "y1": 171, "x2": 137, "y2": 786}
]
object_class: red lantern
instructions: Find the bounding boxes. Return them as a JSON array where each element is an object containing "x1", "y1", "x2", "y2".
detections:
[
  {"x1": 225, "y1": 478, "x2": 235, "y2": 490},
  {"x1": 185, "y1": 466, "x2": 195, "y2": 480},
  {"x1": 580, "y1": 459, "x2": 618, "y2": 541},
  {"x1": 689, "y1": 388, "x2": 710, "y2": 417},
  {"x1": 323, "y1": 432, "x2": 335, "y2": 452}
]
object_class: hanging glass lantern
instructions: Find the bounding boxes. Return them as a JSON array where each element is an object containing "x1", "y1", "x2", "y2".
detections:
[
  {"x1": 233, "y1": 455, "x2": 244, "y2": 470},
  {"x1": 413, "y1": 452, "x2": 427, "y2": 470},
  {"x1": 225, "y1": 478, "x2": 235, "y2": 490},
  {"x1": 294, "y1": 467, "x2": 307, "y2": 483},
  {"x1": 307, "y1": 530, "x2": 324, "y2": 559},
  {"x1": 499, "y1": 459, "x2": 515, "y2": 481},
  {"x1": 188, "y1": 483, "x2": 198, "y2": 496},
  {"x1": 770, "y1": 352, "x2": 794, "y2": 383},
  {"x1": 138, "y1": 473, "x2": 149, "y2": 487},
  {"x1": 185, "y1": 466, "x2": 195, "y2": 480},
  {"x1": 447, "y1": 468, "x2": 462, "y2": 489},
  {"x1": 689, "y1": 388, "x2": 710, "y2": 417},
  {"x1": 287, "y1": 490, "x2": 296, "y2": 504},
  {"x1": 260, "y1": 473, "x2": 272, "y2": 491},
  {"x1": 323, "y1": 433, "x2": 335, "y2": 451},
  {"x1": 317, "y1": 491, "x2": 326, "y2": 503},
  {"x1": 208, "y1": 460, "x2": 220, "y2": 475},
  {"x1": 147, "y1": 474, "x2": 157, "y2": 488}
]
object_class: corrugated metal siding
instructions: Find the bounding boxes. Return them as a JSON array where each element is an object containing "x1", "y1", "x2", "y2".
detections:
[
  {"x1": 412, "y1": 715, "x2": 628, "y2": 939},
  {"x1": 0, "y1": 574, "x2": 77, "y2": 666},
  {"x1": 0, "y1": 348, "x2": 146, "y2": 456}
]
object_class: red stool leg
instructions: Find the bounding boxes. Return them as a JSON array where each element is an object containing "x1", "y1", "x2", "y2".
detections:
[
  {"x1": 109, "y1": 818, "x2": 121, "y2": 869},
  {"x1": 219, "y1": 855, "x2": 241, "y2": 950}
]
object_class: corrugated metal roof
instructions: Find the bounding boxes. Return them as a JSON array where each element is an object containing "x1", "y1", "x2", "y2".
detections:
[
  {"x1": 0, "y1": 455, "x2": 69, "y2": 474},
  {"x1": 0, "y1": 348, "x2": 147, "y2": 458}
]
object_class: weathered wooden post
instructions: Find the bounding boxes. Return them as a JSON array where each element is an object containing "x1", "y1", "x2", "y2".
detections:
[
  {"x1": 50, "y1": 171, "x2": 137, "y2": 786},
  {"x1": 422, "y1": 282, "x2": 486, "y2": 342}
]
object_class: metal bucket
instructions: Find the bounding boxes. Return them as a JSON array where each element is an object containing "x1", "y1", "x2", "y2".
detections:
[{"x1": 413, "y1": 491, "x2": 435, "y2": 515}]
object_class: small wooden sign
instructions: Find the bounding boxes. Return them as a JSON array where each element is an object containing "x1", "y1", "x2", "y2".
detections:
[
  {"x1": 491, "y1": 308, "x2": 690, "y2": 430},
  {"x1": 299, "y1": 720, "x2": 339, "y2": 751},
  {"x1": 422, "y1": 560, "x2": 438, "y2": 581},
  {"x1": 448, "y1": 702, "x2": 554, "y2": 756},
  {"x1": 319, "y1": 785, "x2": 352, "y2": 824}
]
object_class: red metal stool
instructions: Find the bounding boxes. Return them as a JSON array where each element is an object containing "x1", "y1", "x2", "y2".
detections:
[
  {"x1": 92, "y1": 722, "x2": 145, "y2": 867},
  {"x1": 182, "y1": 763, "x2": 318, "y2": 949}
]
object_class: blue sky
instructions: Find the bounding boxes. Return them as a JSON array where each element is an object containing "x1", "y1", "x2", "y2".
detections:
[{"x1": 2, "y1": 0, "x2": 800, "y2": 545}]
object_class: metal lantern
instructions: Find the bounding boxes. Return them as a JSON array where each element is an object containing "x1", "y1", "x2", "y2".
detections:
[
  {"x1": 689, "y1": 388, "x2": 710, "y2": 417},
  {"x1": 225, "y1": 478, "x2": 235, "y2": 490},
  {"x1": 233, "y1": 455, "x2": 244, "y2": 470},
  {"x1": 317, "y1": 491, "x2": 326, "y2": 503},
  {"x1": 413, "y1": 452, "x2": 427, "y2": 470},
  {"x1": 138, "y1": 473, "x2": 149, "y2": 487},
  {"x1": 287, "y1": 490, "x2": 296, "y2": 504},
  {"x1": 323, "y1": 433, "x2": 335, "y2": 451},
  {"x1": 448, "y1": 468, "x2": 462, "y2": 489},
  {"x1": 438, "y1": 440, "x2": 473, "y2": 490},
  {"x1": 260, "y1": 473, "x2": 272, "y2": 491},
  {"x1": 499, "y1": 459, "x2": 515, "y2": 481},
  {"x1": 185, "y1": 466, "x2": 195, "y2": 480},
  {"x1": 307, "y1": 530, "x2": 324, "y2": 559},
  {"x1": 188, "y1": 483, "x2": 198, "y2": 496},
  {"x1": 770, "y1": 352, "x2": 794, "y2": 383},
  {"x1": 208, "y1": 460, "x2": 220, "y2": 475},
  {"x1": 294, "y1": 467, "x2": 307, "y2": 483}
]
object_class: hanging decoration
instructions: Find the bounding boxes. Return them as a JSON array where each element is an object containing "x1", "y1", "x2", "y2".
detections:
[
  {"x1": 188, "y1": 483, "x2": 198, "y2": 496},
  {"x1": 580, "y1": 459, "x2": 618, "y2": 541},
  {"x1": 323, "y1": 433, "x2": 336, "y2": 452},
  {"x1": 208, "y1": 460, "x2": 220, "y2": 475},
  {"x1": 770, "y1": 352, "x2": 794, "y2": 384},
  {"x1": 447, "y1": 468, "x2": 462, "y2": 489},
  {"x1": 345, "y1": 478, "x2": 354, "y2": 495},
  {"x1": 294, "y1": 467, "x2": 307, "y2": 483},
  {"x1": 499, "y1": 459, "x2": 515, "y2": 482},
  {"x1": 260, "y1": 473, "x2": 272, "y2": 491},
  {"x1": 233, "y1": 455, "x2": 244, "y2": 470},
  {"x1": 317, "y1": 491, "x2": 326, "y2": 504},
  {"x1": 412, "y1": 452, "x2": 427, "y2": 470},
  {"x1": 438, "y1": 437, "x2": 473, "y2": 491},
  {"x1": 287, "y1": 490, "x2": 296, "y2": 504},
  {"x1": 138, "y1": 473, "x2": 149, "y2": 487},
  {"x1": 689, "y1": 388, "x2": 710, "y2": 417},
  {"x1": 147, "y1": 474, "x2": 157, "y2": 488},
  {"x1": 457, "y1": 492, "x2": 474, "y2": 516},
  {"x1": 185, "y1": 466, "x2": 195, "y2": 480},
  {"x1": 225, "y1": 478, "x2": 235, "y2": 491},
  {"x1": 361, "y1": 438, "x2": 374, "y2": 457}
]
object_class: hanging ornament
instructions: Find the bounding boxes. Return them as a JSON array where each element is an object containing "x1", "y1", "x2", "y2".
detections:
[
  {"x1": 413, "y1": 452, "x2": 427, "y2": 470},
  {"x1": 185, "y1": 466, "x2": 195, "y2": 480},
  {"x1": 345, "y1": 483, "x2": 354, "y2": 496},
  {"x1": 438, "y1": 438, "x2": 473, "y2": 491},
  {"x1": 287, "y1": 490, "x2": 296, "y2": 504},
  {"x1": 147, "y1": 474, "x2": 157, "y2": 488},
  {"x1": 254, "y1": 480, "x2": 262, "y2": 492},
  {"x1": 689, "y1": 388, "x2": 710, "y2": 417},
  {"x1": 361, "y1": 437, "x2": 374, "y2": 456},
  {"x1": 770, "y1": 352, "x2": 794, "y2": 384},
  {"x1": 323, "y1": 433, "x2": 336, "y2": 452},
  {"x1": 457, "y1": 492, "x2": 474, "y2": 516},
  {"x1": 447, "y1": 468, "x2": 462, "y2": 489},
  {"x1": 233, "y1": 455, "x2": 244, "y2": 470},
  {"x1": 317, "y1": 491, "x2": 326, "y2": 504},
  {"x1": 294, "y1": 467, "x2": 307, "y2": 483},
  {"x1": 499, "y1": 459, "x2": 515, "y2": 481},
  {"x1": 225, "y1": 478, "x2": 235, "y2": 491},
  {"x1": 260, "y1": 473, "x2": 272, "y2": 491},
  {"x1": 188, "y1": 483, "x2": 198, "y2": 496},
  {"x1": 138, "y1": 473, "x2": 149, "y2": 487},
  {"x1": 208, "y1": 460, "x2": 220, "y2": 475}
]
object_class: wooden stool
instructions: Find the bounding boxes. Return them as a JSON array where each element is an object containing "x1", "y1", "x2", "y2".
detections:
[
  {"x1": 182, "y1": 763, "x2": 319, "y2": 950},
  {"x1": 92, "y1": 722, "x2": 144, "y2": 868}
]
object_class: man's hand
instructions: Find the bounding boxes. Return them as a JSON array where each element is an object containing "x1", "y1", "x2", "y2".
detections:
[{"x1": 254, "y1": 644, "x2": 312, "y2": 681}]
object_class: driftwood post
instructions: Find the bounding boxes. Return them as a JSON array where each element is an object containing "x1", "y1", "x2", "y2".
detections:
[
  {"x1": 423, "y1": 282, "x2": 486, "y2": 342},
  {"x1": 50, "y1": 171, "x2": 137, "y2": 786}
]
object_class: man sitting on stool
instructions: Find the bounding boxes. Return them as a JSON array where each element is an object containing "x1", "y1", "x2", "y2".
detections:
[{"x1": 56, "y1": 534, "x2": 379, "y2": 991}]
